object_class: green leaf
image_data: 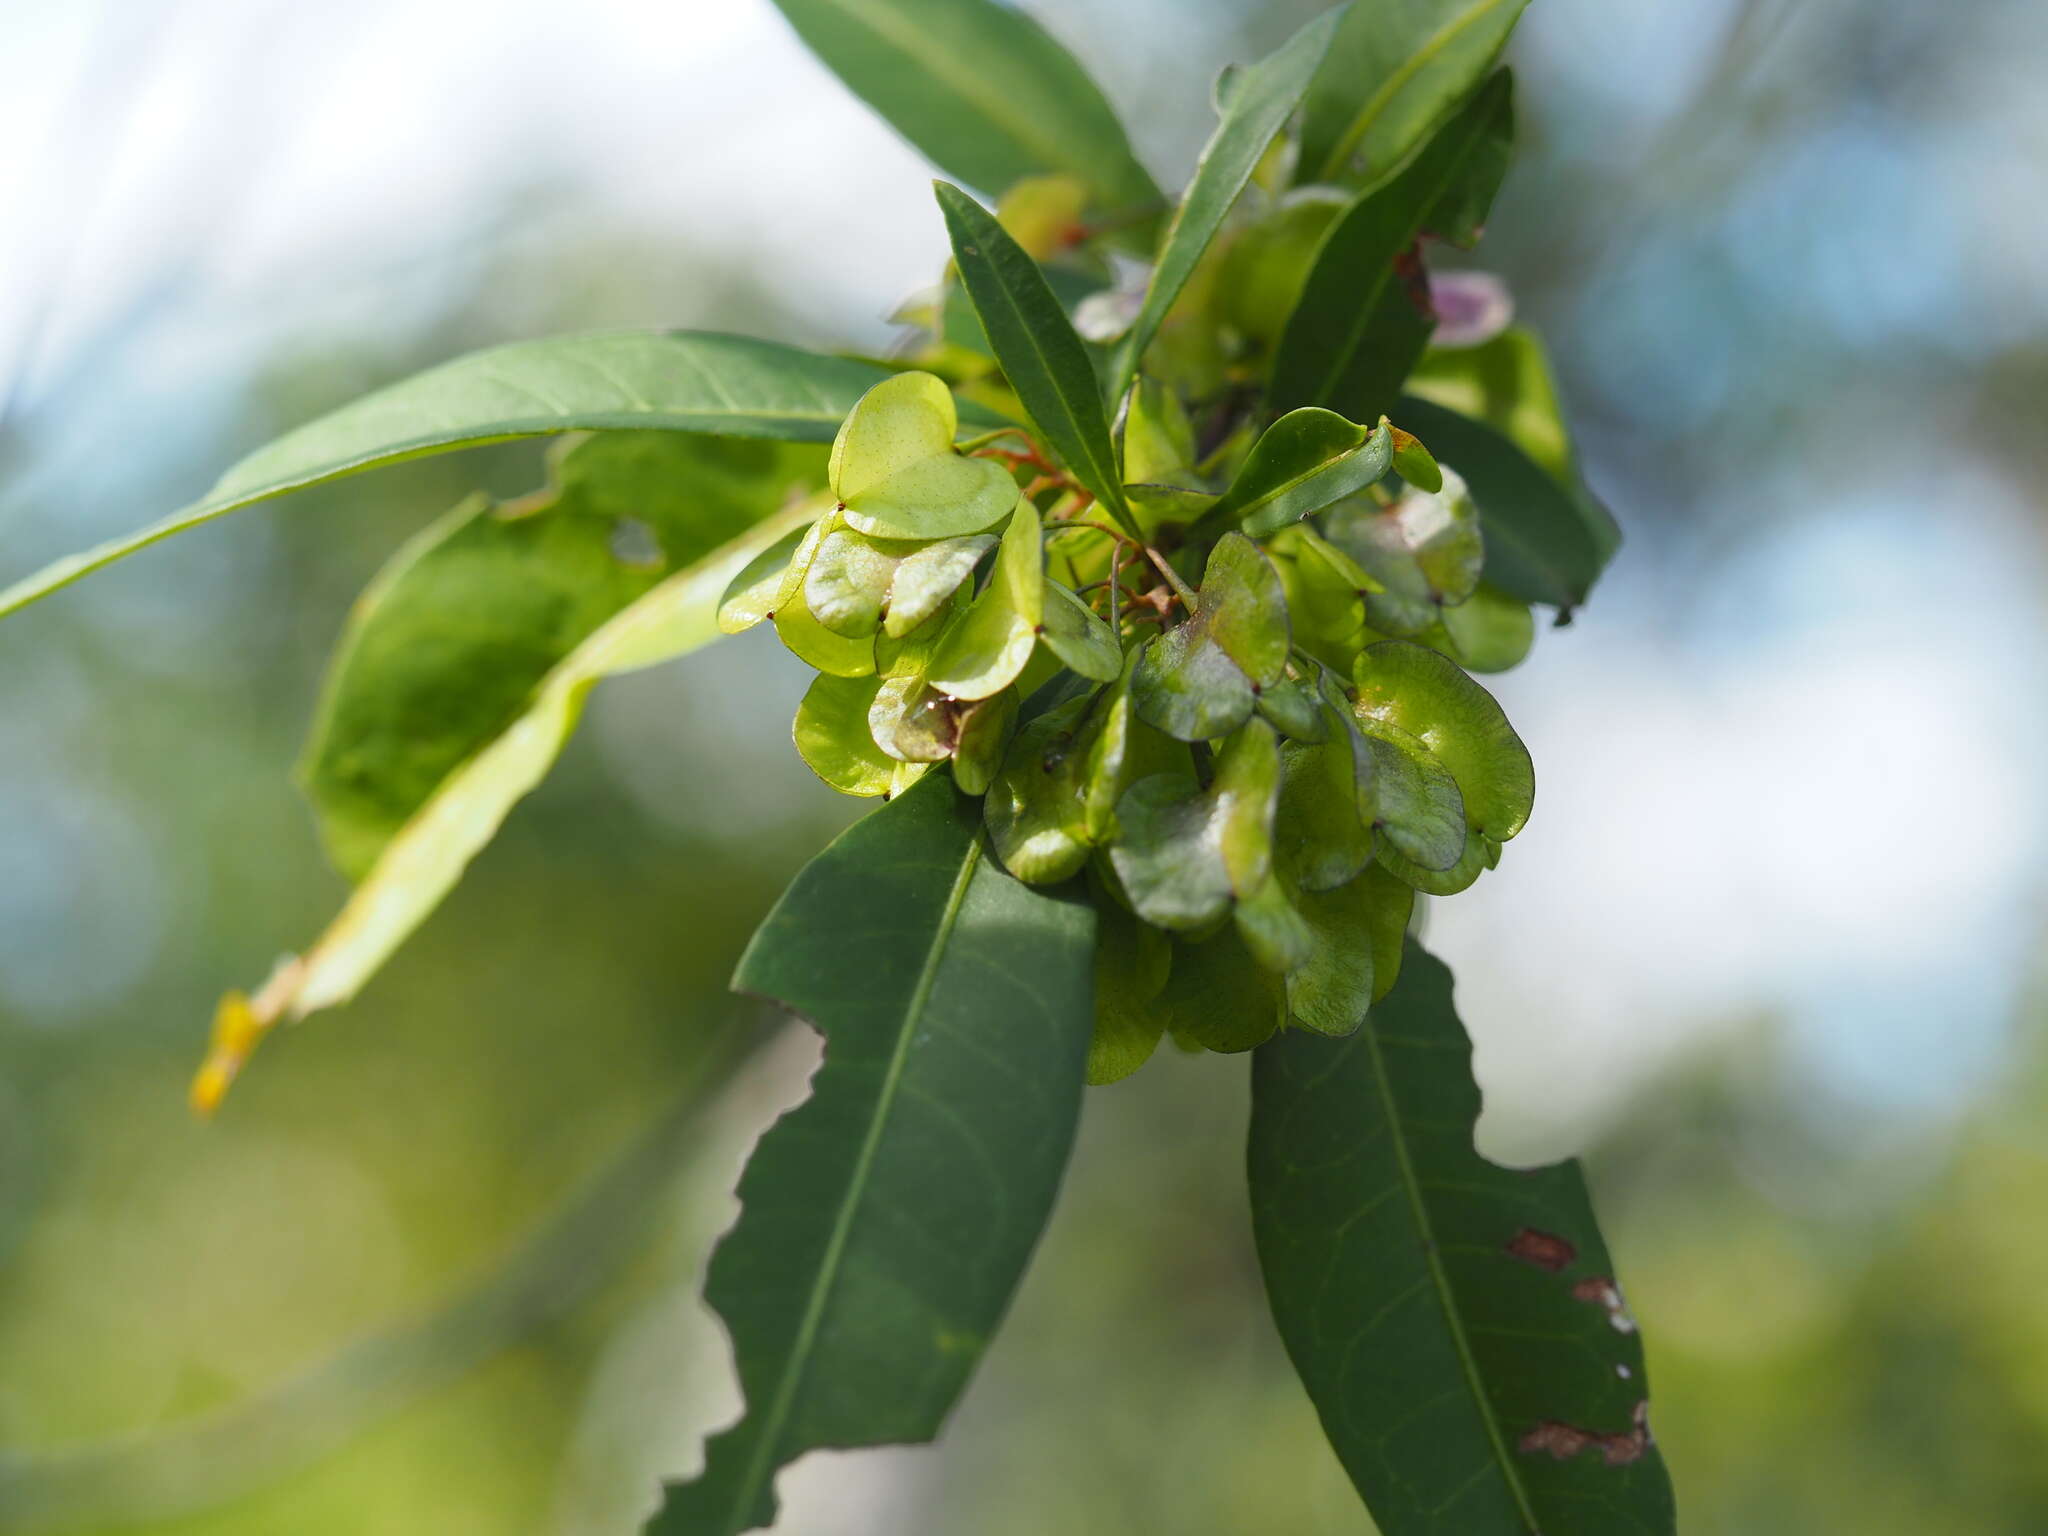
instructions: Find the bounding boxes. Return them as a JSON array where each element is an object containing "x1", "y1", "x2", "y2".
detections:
[
  {"x1": 928, "y1": 497, "x2": 1043, "y2": 700},
  {"x1": 1255, "y1": 674, "x2": 1329, "y2": 743},
  {"x1": 719, "y1": 525, "x2": 812, "y2": 634},
  {"x1": 794, "y1": 673, "x2": 899, "y2": 796},
  {"x1": 1119, "y1": 377, "x2": 1197, "y2": 487},
  {"x1": 984, "y1": 690, "x2": 1100, "y2": 884},
  {"x1": 1275, "y1": 703, "x2": 1376, "y2": 892},
  {"x1": 1438, "y1": 583, "x2": 1535, "y2": 672},
  {"x1": 1355, "y1": 639, "x2": 1531, "y2": 844},
  {"x1": 1233, "y1": 874, "x2": 1317, "y2": 975},
  {"x1": 1108, "y1": 719, "x2": 1279, "y2": 930},
  {"x1": 830, "y1": 369, "x2": 958, "y2": 498},
  {"x1": 299, "y1": 432, "x2": 821, "y2": 879},
  {"x1": 192, "y1": 500, "x2": 819, "y2": 1109},
  {"x1": 1395, "y1": 393, "x2": 1618, "y2": 610},
  {"x1": 841, "y1": 453, "x2": 1020, "y2": 540},
  {"x1": 775, "y1": 581, "x2": 879, "y2": 677},
  {"x1": 1130, "y1": 533, "x2": 1291, "y2": 742},
  {"x1": 1108, "y1": 8, "x2": 1342, "y2": 396},
  {"x1": 936, "y1": 182, "x2": 1129, "y2": 522},
  {"x1": 950, "y1": 687, "x2": 1018, "y2": 796},
  {"x1": 1038, "y1": 581, "x2": 1122, "y2": 682},
  {"x1": 805, "y1": 524, "x2": 905, "y2": 637},
  {"x1": 1270, "y1": 73, "x2": 1514, "y2": 421},
  {"x1": 1325, "y1": 466, "x2": 1486, "y2": 636},
  {"x1": 1379, "y1": 821, "x2": 1496, "y2": 896},
  {"x1": 829, "y1": 371, "x2": 1021, "y2": 541},
  {"x1": 1298, "y1": 0, "x2": 1530, "y2": 187},
  {"x1": 768, "y1": 0, "x2": 1158, "y2": 214},
  {"x1": 654, "y1": 772, "x2": 1095, "y2": 1535},
  {"x1": 1087, "y1": 892, "x2": 1171, "y2": 1084},
  {"x1": 866, "y1": 675, "x2": 949, "y2": 763},
  {"x1": 2, "y1": 331, "x2": 942, "y2": 620},
  {"x1": 1356, "y1": 718, "x2": 1469, "y2": 873},
  {"x1": 1390, "y1": 424, "x2": 1445, "y2": 493},
  {"x1": 1407, "y1": 326, "x2": 1576, "y2": 481},
  {"x1": 1159, "y1": 924, "x2": 1285, "y2": 1054},
  {"x1": 1283, "y1": 865, "x2": 1415, "y2": 1033},
  {"x1": 886, "y1": 534, "x2": 998, "y2": 637},
  {"x1": 1212, "y1": 408, "x2": 1393, "y2": 538},
  {"x1": 1249, "y1": 941, "x2": 1676, "y2": 1535},
  {"x1": 1269, "y1": 524, "x2": 1380, "y2": 672}
]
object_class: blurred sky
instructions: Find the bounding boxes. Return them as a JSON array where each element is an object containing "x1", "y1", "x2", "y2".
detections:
[{"x1": 3, "y1": 1, "x2": 2048, "y2": 1531}]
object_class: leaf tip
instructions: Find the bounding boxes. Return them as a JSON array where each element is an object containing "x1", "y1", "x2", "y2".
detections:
[{"x1": 188, "y1": 958, "x2": 300, "y2": 1117}]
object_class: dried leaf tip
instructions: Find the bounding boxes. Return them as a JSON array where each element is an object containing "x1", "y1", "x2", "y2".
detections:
[{"x1": 188, "y1": 956, "x2": 301, "y2": 1117}]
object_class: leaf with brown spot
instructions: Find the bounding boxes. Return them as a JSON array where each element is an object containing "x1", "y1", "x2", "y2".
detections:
[
  {"x1": 1507, "y1": 1227, "x2": 1578, "y2": 1273},
  {"x1": 1248, "y1": 941, "x2": 1676, "y2": 1534}
]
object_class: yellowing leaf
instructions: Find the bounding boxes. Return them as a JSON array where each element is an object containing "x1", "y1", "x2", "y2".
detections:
[
  {"x1": 192, "y1": 500, "x2": 816, "y2": 1111},
  {"x1": 840, "y1": 451, "x2": 1019, "y2": 540},
  {"x1": 830, "y1": 370, "x2": 957, "y2": 502},
  {"x1": 928, "y1": 499, "x2": 1044, "y2": 700}
]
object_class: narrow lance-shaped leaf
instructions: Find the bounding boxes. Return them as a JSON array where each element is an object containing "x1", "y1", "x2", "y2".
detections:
[
  {"x1": 651, "y1": 771, "x2": 1095, "y2": 1535},
  {"x1": 1248, "y1": 941, "x2": 1677, "y2": 1535},
  {"x1": 1298, "y1": 0, "x2": 1530, "y2": 187},
  {"x1": 188, "y1": 499, "x2": 820, "y2": 1115},
  {"x1": 1108, "y1": 8, "x2": 1341, "y2": 398},
  {"x1": 1270, "y1": 72, "x2": 1514, "y2": 422},
  {"x1": 936, "y1": 182, "x2": 1130, "y2": 523},
  {"x1": 769, "y1": 0, "x2": 1158, "y2": 215},
  {"x1": 1, "y1": 331, "x2": 999, "y2": 620}
]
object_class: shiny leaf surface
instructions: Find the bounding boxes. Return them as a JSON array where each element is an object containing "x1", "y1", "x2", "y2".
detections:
[
  {"x1": 1109, "y1": 8, "x2": 1342, "y2": 395},
  {"x1": 1395, "y1": 393, "x2": 1618, "y2": 610},
  {"x1": 655, "y1": 773, "x2": 1094, "y2": 1534},
  {"x1": 767, "y1": 0, "x2": 1158, "y2": 212},
  {"x1": 1108, "y1": 719, "x2": 1279, "y2": 930},
  {"x1": 1298, "y1": 0, "x2": 1529, "y2": 186},
  {"x1": 937, "y1": 182, "x2": 1130, "y2": 521},
  {"x1": 1131, "y1": 533, "x2": 1291, "y2": 741},
  {"x1": 1250, "y1": 942, "x2": 1675, "y2": 1535},
  {"x1": 928, "y1": 498, "x2": 1043, "y2": 700},
  {"x1": 1355, "y1": 638, "x2": 1532, "y2": 843},
  {"x1": 1271, "y1": 74, "x2": 1514, "y2": 421},
  {"x1": 4, "y1": 331, "x2": 934, "y2": 619},
  {"x1": 1214, "y1": 409, "x2": 1395, "y2": 538}
]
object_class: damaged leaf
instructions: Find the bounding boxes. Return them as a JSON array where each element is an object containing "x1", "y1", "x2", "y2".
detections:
[
  {"x1": 652, "y1": 772, "x2": 1094, "y2": 1534},
  {"x1": 1248, "y1": 941, "x2": 1676, "y2": 1534}
]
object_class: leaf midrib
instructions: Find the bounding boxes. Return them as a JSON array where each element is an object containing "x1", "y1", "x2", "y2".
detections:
[
  {"x1": 815, "y1": 0, "x2": 1120, "y2": 193},
  {"x1": 1360, "y1": 1014, "x2": 1543, "y2": 1532},
  {"x1": 1314, "y1": 0, "x2": 1518, "y2": 183},
  {"x1": 1294, "y1": 102, "x2": 1495, "y2": 409},
  {"x1": 1115, "y1": 11, "x2": 1339, "y2": 395},
  {"x1": 724, "y1": 834, "x2": 984, "y2": 1528},
  {"x1": 951, "y1": 196, "x2": 1123, "y2": 518}
]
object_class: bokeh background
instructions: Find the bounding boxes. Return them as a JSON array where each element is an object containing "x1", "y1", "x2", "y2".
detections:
[{"x1": 4, "y1": 1, "x2": 2046, "y2": 1531}]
